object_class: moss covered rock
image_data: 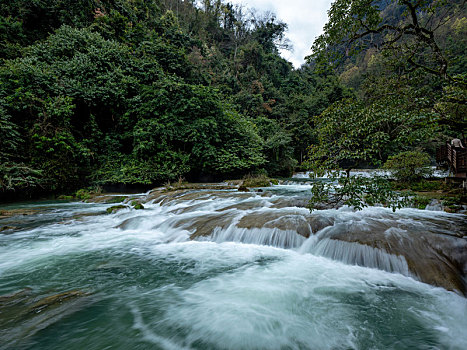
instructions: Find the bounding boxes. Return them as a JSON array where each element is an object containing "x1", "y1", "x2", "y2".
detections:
[
  {"x1": 57, "y1": 195, "x2": 74, "y2": 200},
  {"x1": 133, "y1": 203, "x2": 144, "y2": 210},
  {"x1": 241, "y1": 174, "x2": 278, "y2": 188},
  {"x1": 106, "y1": 205, "x2": 127, "y2": 214},
  {"x1": 75, "y1": 189, "x2": 92, "y2": 200}
]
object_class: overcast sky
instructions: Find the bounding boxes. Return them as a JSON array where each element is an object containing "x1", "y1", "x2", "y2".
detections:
[{"x1": 227, "y1": 0, "x2": 333, "y2": 68}]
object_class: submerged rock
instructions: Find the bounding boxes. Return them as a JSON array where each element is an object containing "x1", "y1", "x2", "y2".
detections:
[
  {"x1": 217, "y1": 200, "x2": 269, "y2": 212},
  {"x1": 146, "y1": 189, "x2": 256, "y2": 206},
  {"x1": 234, "y1": 210, "x2": 334, "y2": 238},
  {"x1": 306, "y1": 215, "x2": 335, "y2": 234},
  {"x1": 0, "y1": 289, "x2": 94, "y2": 348},
  {"x1": 28, "y1": 290, "x2": 88, "y2": 314},
  {"x1": 91, "y1": 262, "x2": 126, "y2": 274},
  {"x1": 146, "y1": 189, "x2": 210, "y2": 204},
  {"x1": 264, "y1": 216, "x2": 312, "y2": 238},
  {"x1": 147, "y1": 183, "x2": 238, "y2": 200},
  {"x1": 70, "y1": 211, "x2": 105, "y2": 221},
  {"x1": 0, "y1": 288, "x2": 33, "y2": 304},
  {"x1": 0, "y1": 225, "x2": 19, "y2": 233},
  {"x1": 116, "y1": 217, "x2": 145, "y2": 230},
  {"x1": 0, "y1": 209, "x2": 39, "y2": 219}
]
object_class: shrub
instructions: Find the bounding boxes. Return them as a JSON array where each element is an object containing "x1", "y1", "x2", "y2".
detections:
[
  {"x1": 241, "y1": 174, "x2": 271, "y2": 188},
  {"x1": 412, "y1": 195, "x2": 431, "y2": 209},
  {"x1": 75, "y1": 189, "x2": 91, "y2": 200},
  {"x1": 106, "y1": 205, "x2": 127, "y2": 214},
  {"x1": 410, "y1": 179, "x2": 445, "y2": 192},
  {"x1": 383, "y1": 151, "x2": 432, "y2": 182}
]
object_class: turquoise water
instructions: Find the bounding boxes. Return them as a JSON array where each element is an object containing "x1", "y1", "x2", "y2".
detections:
[{"x1": 1, "y1": 188, "x2": 466, "y2": 350}]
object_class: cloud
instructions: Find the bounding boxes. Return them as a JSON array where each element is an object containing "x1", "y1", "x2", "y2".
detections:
[{"x1": 227, "y1": 0, "x2": 333, "y2": 68}]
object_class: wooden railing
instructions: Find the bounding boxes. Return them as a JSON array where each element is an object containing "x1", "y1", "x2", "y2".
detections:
[
  {"x1": 441, "y1": 142, "x2": 467, "y2": 177},
  {"x1": 436, "y1": 144, "x2": 447, "y2": 165}
]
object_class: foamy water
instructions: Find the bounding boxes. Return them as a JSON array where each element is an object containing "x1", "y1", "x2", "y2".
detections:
[
  {"x1": 292, "y1": 167, "x2": 449, "y2": 179},
  {"x1": 0, "y1": 184, "x2": 466, "y2": 349}
]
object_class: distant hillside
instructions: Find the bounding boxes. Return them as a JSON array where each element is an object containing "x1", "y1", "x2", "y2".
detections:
[{"x1": 334, "y1": 0, "x2": 466, "y2": 90}]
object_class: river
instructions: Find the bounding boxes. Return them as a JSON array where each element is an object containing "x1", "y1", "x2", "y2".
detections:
[{"x1": 0, "y1": 181, "x2": 466, "y2": 349}]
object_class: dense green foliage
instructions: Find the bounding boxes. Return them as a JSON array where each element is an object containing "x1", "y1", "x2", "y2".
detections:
[
  {"x1": 307, "y1": 93, "x2": 438, "y2": 174},
  {"x1": 306, "y1": 0, "x2": 466, "y2": 171},
  {"x1": 310, "y1": 0, "x2": 466, "y2": 80},
  {"x1": 0, "y1": 0, "x2": 465, "y2": 203},
  {"x1": 383, "y1": 150, "x2": 432, "y2": 182},
  {"x1": 308, "y1": 174, "x2": 413, "y2": 211},
  {"x1": 0, "y1": 0, "x2": 348, "y2": 197},
  {"x1": 306, "y1": 0, "x2": 465, "y2": 210}
]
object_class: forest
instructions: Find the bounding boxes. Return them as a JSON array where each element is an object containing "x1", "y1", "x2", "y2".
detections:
[{"x1": 0, "y1": 0, "x2": 465, "y2": 200}]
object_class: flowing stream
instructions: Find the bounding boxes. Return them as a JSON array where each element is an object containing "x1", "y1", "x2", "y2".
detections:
[{"x1": 0, "y1": 181, "x2": 466, "y2": 349}]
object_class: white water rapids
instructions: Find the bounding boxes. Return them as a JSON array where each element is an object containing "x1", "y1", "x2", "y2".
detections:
[{"x1": 0, "y1": 182, "x2": 466, "y2": 349}]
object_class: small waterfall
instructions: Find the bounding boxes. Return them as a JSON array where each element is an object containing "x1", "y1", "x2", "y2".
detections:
[
  {"x1": 308, "y1": 238, "x2": 410, "y2": 276},
  {"x1": 203, "y1": 225, "x2": 306, "y2": 249},
  {"x1": 425, "y1": 199, "x2": 443, "y2": 211},
  {"x1": 107, "y1": 188, "x2": 466, "y2": 293}
]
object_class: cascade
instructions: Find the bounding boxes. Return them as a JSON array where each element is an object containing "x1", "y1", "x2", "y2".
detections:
[{"x1": 107, "y1": 183, "x2": 467, "y2": 294}]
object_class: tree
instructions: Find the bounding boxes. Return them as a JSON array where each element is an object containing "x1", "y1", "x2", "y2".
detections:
[
  {"x1": 250, "y1": 12, "x2": 291, "y2": 53},
  {"x1": 308, "y1": 174, "x2": 412, "y2": 211},
  {"x1": 306, "y1": 95, "x2": 439, "y2": 176},
  {"x1": 309, "y1": 0, "x2": 465, "y2": 83},
  {"x1": 125, "y1": 80, "x2": 265, "y2": 182},
  {"x1": 0, "y1": 98, "x2": 44, "y2": 194},
  {"x1": 434, "y1": 80, "x2": 467, "y2": 139},
  {"x1": 383, "y1": 150, "x2": 432, "y2": 182}
]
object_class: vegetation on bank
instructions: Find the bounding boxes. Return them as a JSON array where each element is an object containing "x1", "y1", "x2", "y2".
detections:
[
  {"x1": 0, "y1": 0, "x2": 349, "y2": 200},
  {"x1": 305, "y1": 0, "x2": 466, "y2": 211},
  {"x1": 308, "y1": 149, "x2": 466, "y2": 212},
  {"x1": 0, "y1": 0, "x2": 465, "y2": 208}
]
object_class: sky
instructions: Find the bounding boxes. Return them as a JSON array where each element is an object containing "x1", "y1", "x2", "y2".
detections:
[{"x1": 226, "y1": 0, "x2": 334, "y2": 68}]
